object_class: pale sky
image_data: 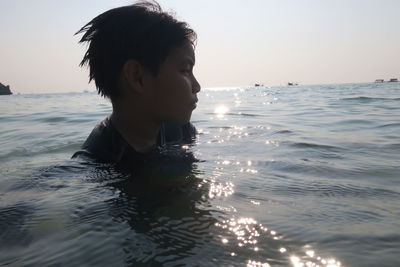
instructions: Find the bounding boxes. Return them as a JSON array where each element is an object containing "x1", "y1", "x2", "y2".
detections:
[{"x1": 0, "y1": 0, "x2": 399, "y2": 94}]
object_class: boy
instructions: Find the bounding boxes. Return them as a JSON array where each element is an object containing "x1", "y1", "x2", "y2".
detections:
[{"x1": 72, "y1": 1, "x2": 201, "y2": 166}]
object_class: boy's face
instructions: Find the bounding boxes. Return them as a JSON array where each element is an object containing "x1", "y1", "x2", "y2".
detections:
[{"x1": 144, "y1": 41, "x2": 201, "y2": 125}]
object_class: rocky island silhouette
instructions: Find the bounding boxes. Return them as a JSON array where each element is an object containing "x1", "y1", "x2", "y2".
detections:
[{"x1": 0, "y1": 82, "x2": 12, "y2": 95}]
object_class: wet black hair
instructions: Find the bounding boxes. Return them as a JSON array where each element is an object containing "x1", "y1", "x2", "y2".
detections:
[{"x1": 76, "y1": 1, "x2": 196, "y2": 98}]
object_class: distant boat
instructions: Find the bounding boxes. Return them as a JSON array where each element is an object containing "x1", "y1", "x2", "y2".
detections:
[
  {"x1": 388, "y1": 78, "x2": 398, "y2": 82},
  {"x1": 375, "y1": 79, "x2": 384, "y2": 83},
  {"x1": 0, "y1": 82, "x2": 12, "y2": 95},
  {"x1": 254, "y1": 83, "x2": 264, "y2": 87},
  {"x1": 288, "y1": 82, "x2": 298, "y2": 86}
]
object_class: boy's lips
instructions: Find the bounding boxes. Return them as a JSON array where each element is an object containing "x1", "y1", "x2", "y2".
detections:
[{"x1": 190, "y1": 99, "x2": 198, "y2": 109}]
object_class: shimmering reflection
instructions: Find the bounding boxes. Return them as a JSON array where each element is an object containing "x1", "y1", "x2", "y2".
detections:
[
  {"x1": 290, "y1": 254, "x2": 342, "y2": 267},
  {"x1": 202, "y1": 174, "x2": 235, "y2": 199},
  {"x1": 215, "y1": 217, "x2": 277, "y2": 251},
  {"x1": 214, "y1": 105, "x2": 229, "y2": 119},
  {"x1": 265, "y1": 140, "x2": 279, "y2": 147},
  {"x1": 247, "y1": 260, "x2": 270, "y2": 267},
  {"x1": 205, "y1": 125, "x2": 272, "y2": 144},
  {"x1": 214, "y1": 216, "x2": 341, "y2": 266}
]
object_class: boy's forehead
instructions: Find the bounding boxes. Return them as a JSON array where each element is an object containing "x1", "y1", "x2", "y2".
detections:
[{"x1": 170, "y1": 42, "x2": 195, "y2": 62}]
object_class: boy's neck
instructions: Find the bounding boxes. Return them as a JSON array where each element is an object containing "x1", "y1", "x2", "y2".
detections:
[{"x1": 110, "y1": 108, "x2": 161, "y2": 153}]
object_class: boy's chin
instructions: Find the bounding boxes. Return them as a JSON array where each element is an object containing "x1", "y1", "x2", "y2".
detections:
[{"x1": 165, "y1": 114, "x2": 192, "y2": 125}]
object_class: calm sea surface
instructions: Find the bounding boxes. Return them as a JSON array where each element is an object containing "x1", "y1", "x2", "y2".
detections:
[{"x1": 1, "y1": 83, "x2": 399, "y2": 266}]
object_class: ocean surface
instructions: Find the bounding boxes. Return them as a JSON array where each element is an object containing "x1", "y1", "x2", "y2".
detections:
[{"x1": 1, "y1": 82, "x2": 399, "y2": 266}]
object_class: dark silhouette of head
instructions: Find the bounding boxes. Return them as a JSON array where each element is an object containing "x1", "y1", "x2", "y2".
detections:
[{"x1": 76, "y1": 1, "x2": 197, "y2": 99}]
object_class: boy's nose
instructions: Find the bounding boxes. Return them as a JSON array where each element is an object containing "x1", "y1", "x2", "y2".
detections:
[{"x1": 192, "y1": 77, "x2": 201, "y2": 93}]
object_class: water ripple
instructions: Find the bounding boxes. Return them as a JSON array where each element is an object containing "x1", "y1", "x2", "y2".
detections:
[
  {"x1": 271, "y1": 182, "x2": 400, "y2": 199},
  {"x1": 341, "y1": 96, "x2": 400, "y2": 102}
]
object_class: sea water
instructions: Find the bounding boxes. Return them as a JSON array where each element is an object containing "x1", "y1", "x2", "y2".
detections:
[{"x1": 1, "y1": 83, "x2": 399, "y2": 266}]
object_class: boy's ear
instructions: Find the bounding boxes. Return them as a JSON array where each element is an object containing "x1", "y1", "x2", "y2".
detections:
[{"x1": 122, "y1": 59, "x2": 145, "y2": 94}]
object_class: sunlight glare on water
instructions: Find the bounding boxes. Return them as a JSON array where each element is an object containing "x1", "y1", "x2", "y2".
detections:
[{"x1": 214, "y1": 105, "x2": 229, "y2": 119}]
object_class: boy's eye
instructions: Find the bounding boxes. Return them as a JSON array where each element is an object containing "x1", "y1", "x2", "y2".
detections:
[{"x1": 181, "y1": 64, "x2": 193, "y2": 73}]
